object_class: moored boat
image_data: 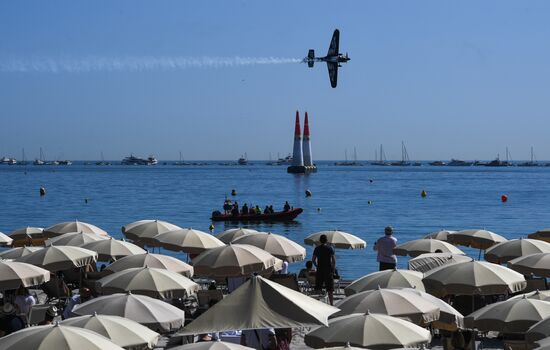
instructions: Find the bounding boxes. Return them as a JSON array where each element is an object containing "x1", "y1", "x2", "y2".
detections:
[{"x1": 211, "y1": 208, "x2": 303, "y2": 222}]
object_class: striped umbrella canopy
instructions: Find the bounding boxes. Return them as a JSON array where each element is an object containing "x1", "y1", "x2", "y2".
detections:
[
  {"x1": 344, "y1": 270, "x2": 425, "y2": 296},
  {"x1": 216, "y1": 228, "x2": 260, "y2": 244},
  {"x1": 304, "y1": 230, "x2": 366, "y2": 249},
  {"x1": 485, "y1": 239, "x2": 550, "y2": 264},
  {"x1": 44, "y1": 220, "x2": 108, "y2": 238},
  {"x1": 394, "y1": 239, "x2": 464, "y2": 257}
]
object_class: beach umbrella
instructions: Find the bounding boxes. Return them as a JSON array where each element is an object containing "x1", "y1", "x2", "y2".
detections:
[
  {"x1": 216, "y1": 228, "x2": 260, "y2": 244},
  {"x1": 304, "y1": 312, "x2": 431, "y2": 349},
  {"x1": 466, "y1": 297, "x2": 550, "y2": 333},
  {"x1": 393, "y1": 239, "x2": 464, "y2": 257},
  {"x1": 233, "y1": 232, "x2": 306, "y2": 262},
  {"x1": 16, "y1": 245, "x2": 98, "y2": 271},
  {"x1": 528, "y1": 228, "x2": 550, "y2": 243},
  {"x1": 122, "y1": 219, "x2": 181, "y2": 245},
  {"x1": 423, "y1": 261, "x2": 526, "y2": 297},
  {"x1": 332, "y1": 288, "x2": 440, "y2": 325},
  {"x1": 0, "y1": 231, "x2": 13, "y2": 246},
  {"x1": 408, "y1": 253, "x2": 472, "y2": 273},
  {"x1": 81, "y1": 238, "x2": 146, "y2": 261},
  {"x1": 105, "y1": 252, "x2": 193, "y2": 277},
  {"x1": 0, "y1": 324, "x2": 124, "y2": 350},
  {"x1": 344, "y1": 269, "x2": 425, "y2": 296},
  {"x1": 97, "y1": 267, "x2": 199, "y2": 299},
  {"x1": 423, "y1": 230, "x2": 456, "y2": 241},
  {"x1": 61, "y1": 313, "x2": 160, "y2": 349},
  {"x1": 152, "y1": 228, "x2": 225, "y2": 254},
  {"x1": 43, "y1": 220, "x2": 109, "y2": 238},
  {"x1": 401, "y1": 288, "x2": 465, "y2": 331},
  {"x1": 485, "y1": 239, "x2": 550, "y2": 264},
  {"x1": 181, "y1": 275, "x2": 339, "y2": 334},
  {"x1": 534, "y1": 337, "x2": 550, "y2": 350},
  {"x1": 508, "y1": 253, "x2": 550, "y2": 277},
  {"x1": 72, "y1": 292, "x2": 186, "y2": 333},
  {"x1": 447, "y1": 229, "x2": 507, "y2": 250},
  {"x1": 9, "y1": 226, "x2": 45, "y2": 247},
  {"x1": 0, "y1": 246, "x2": 42, "y2": 260},
  {"x1": 45, "y1": 231, "x2": 108, "y2": 247},
  {"x1": 170, "y1": 341, "x2": 255, "y2": 350},
  {"x1": 510, "y1": 290, "x2": 550, "y2": 301},
  {"x1": 527, "y1": 318, "x2": 550, "y2": 343},
  {"x1": 304, "y1": 230, "x2": 366, "y2": 249},
  {"x1": 0, "y1": 261, "x2": 50, "y2": 290},
  {"x1": 191, "y1": 244, "x2": 281, "y2": 277}
]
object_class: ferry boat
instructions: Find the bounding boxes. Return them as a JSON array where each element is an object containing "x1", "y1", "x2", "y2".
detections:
[{"x1": 122, "y1": 155, "x2": 158, "y2": 165}]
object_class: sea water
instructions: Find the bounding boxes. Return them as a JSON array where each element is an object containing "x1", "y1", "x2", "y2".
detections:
[{"x1": 1, "y1": 162, "x2": 550, "y2": 279}]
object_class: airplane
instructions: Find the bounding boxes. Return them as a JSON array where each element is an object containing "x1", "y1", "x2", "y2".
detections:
[{"x1": 304, "y1": 29, "x2": 350, "y2": 88}]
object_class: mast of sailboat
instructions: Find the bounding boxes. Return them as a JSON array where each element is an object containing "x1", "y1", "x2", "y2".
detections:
[
  {"x1": 344, "y1": 149, "x2": 348, "y2": 162},
  {"x1": 531, "y1": 146, "x2": 534, "y2": 163},
  {"x1": 353, "y1": 147, "x2": 357, "y2": 162},
  {"x1": 379, "y1": 144, "x2": 383, "y2": 163}
]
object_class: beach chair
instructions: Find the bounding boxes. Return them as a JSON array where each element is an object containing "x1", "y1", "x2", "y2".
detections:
[
  {"x1": 28, "y1": 304, "x2": 51, "y2": 326},
  {"x1": 269, "y1": 273, "x2": 300, "y2": 291}
]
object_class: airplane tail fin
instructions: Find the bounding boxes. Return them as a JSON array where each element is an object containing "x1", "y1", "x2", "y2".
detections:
[{"x1": 307, "y1": 49, "x2": 315, "y2": 68}]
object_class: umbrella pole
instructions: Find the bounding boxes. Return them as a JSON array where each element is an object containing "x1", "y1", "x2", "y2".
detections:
[{"x1": 478, "y1": 249, "x2": 482, "y2": 261}]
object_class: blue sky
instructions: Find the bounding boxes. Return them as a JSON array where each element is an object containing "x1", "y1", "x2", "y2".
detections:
[{"x1": 1, "y1": 1, "x2": 550, "y2": 161}]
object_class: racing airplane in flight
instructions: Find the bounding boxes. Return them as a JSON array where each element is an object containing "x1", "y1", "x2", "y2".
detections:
[{"x1": 304, "y1": 29, "x2": 350, "y2": 88}]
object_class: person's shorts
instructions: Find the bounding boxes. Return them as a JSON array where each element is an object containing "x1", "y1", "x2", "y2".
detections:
[{"x1": 315, "y1": 271, "x2": 334, "y2": 292}]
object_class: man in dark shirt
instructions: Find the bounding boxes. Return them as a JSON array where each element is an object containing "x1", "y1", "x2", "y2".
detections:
[{"x1": 312, "y1": 234, "x2": 336, "y2": 305}]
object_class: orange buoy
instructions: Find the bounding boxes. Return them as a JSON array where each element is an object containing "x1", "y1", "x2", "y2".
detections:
[{"x1": 501, "y1": 194, "x2": 508, "y2": 203}]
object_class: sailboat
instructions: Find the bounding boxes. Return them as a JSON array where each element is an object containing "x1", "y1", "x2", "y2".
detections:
[
  {"x1": 96, "y1": 151, "x2": 111, "y2": 166},
  {"x1": 335, "y1": 147, "x2": 362, "y2": 166},
  {"x1": 18, "y1": 148, "x2": 27, "y2": 166},
  {"x1": 518, "y1": 147, "x2": 539, "y2": 167},
  {"x1": 33, "y1": 148, "x2": 45, "y2": 165},
  {"x1": 371, "y1": 144, "x2": 388, "y2": 166},
  {"x1": 486, "y1": 147, "x2": 512, "y2": 167},
  {"x1": 266, "y1": 152, "x2": 276, "y2": 166},
  {"x1": 390, "y1": 141, "x2": 412, "y2": 166},
  {"x1": 174, "y1": 151, "x2": 189, "y2": 166},
  {"x1": 238, "y1": 153, "x2": 248, "y2": 165}
]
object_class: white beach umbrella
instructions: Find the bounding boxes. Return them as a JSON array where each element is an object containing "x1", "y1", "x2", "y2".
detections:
[
  {"x1": 152, "y1": 228, "x2": 225, "y2": 254},
  {"x1": 233, "y1": 232, "x2": 306, "y2": 262},
  {"x1": 81, "y1": 238, "x2": 146, "y2": 261},
  {"x1": 216, "y1": 228, "x2": 260, "y2": 244},
  {"x1": 447, "y1": 229, "x2": 507, "y2": 250},
  {"x1": 485, "y1": 239, "x2": 550, "y2": 264},
  {"x1": 44, "y1": 220, "x2": 109, "y2": 238},
  {"x1": 16, "y1": 245, "x2": 98, "y2": 271},
  {"x1": 170, "y1": 341, "x2": 255, "y2": 350},
  {"x1": 61, "y1": 314, "x2": 160, "y2": 349},
  {"x1": 9, "y1": 226, "x2": 45, "y2": 247},
  {"x1": 0, "y1": 231, "x2": 13, "y2": 246},
  {"x1": 304, "y1": 230, "x2": 366, "y2": 249},
  {"x1": 534, "y1": 337, "x2": 550, "y2": 350},
  {"x1": 423, "y1": 230, "x2": 456, "y2": 241},
  {"x1": 106, "y1": 252, "x2": 193, "y2": 277},
  {"x1": 408, "y1": 253, "x2": 472, "y2": 273},
  {"x1": 508, "y1": 253, "x2": 550, "y2": 277},
  {"x1": 423, "y1": 261, "x2": 526, "y2": 297},
  {"x1": 0, "y1": 324, "x2": 124, "y2": 350},
  {"x1": 191, "y1": 244, "x2": 281, "y2": 277},
  {"x1": 344, "y1": 269, "x2": 425, "y2": 296},
  {"x1": 97, "y1": 267, "x2": 199, "y2": 298},
  {"x1": 393, "y1": 238, "x2": 464, "y2": 257},
  {"x1": 304, "y1": 312, "x2": 432, "y2": 349},
  {"x1": 0, "y1": 261, "x2": 50, "y2": 290},
  {"x1": 527, "y1": 318, "x2": 550, "y2": 343},
  {"x1": 0, "y1": 246, "x2": 43, "y2": 260},
  {"x1": 45, "y1": 231, "x2": 108, "y2": 247},
  {"x1": 122, "y1": 219, "x2": 181, "y2": 244},
  {"x1": 72, "y1": 292, "x2": 186, "y2": 333},
  {"x1": 510, "y1": 290, "x2": 550, "y2": 301}
]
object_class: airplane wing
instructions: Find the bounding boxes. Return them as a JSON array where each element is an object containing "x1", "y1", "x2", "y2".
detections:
[
  {"x1": 327, "y1": 29, "x2": 340, "y2": 57},
  {"x1": 327, "y1": 62, "x2": 338, "y2": 88}
]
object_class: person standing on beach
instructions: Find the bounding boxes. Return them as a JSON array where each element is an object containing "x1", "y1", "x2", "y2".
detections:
[
  {"x1": 312, "y1": 234, "x2": 336, "y2": 305},
  {"x1": 374, "y1": 226, "x2": 398, "y2": 271}
]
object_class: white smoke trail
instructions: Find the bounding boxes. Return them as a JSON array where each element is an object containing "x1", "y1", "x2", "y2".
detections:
[{"x1": 0, "y1": 56, "x2": 302, "y2": 73}]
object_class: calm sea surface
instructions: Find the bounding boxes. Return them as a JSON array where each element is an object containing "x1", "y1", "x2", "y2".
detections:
[{"x1": 1, "y1": 162, "x2": 550, "y2": 279}]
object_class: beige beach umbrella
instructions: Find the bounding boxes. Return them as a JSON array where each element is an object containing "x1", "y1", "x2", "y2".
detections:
[
  {"x1": 344, "y1": 269, "x2": 425, "y2": 296},
  {"x1": 15, "y1": 245, "x2": 98, "y2": 271},
  {"x1": 61, "y1": 313, "x2": 160, "y2": 349},
  {"x1": 0, "y1": 231, "x2": 13, "y2": 246},
  {"x1": 233, "y1": 232, "x2": 306, "y2": 262},
  {"x1": 401, "y1": 288, "x2": 465, "y2": 331},
  {"x1": 191, "y1": 244, "x2": 280, "y2": 277},
  {"x1": 510, "y1": 290, "x2": 550, "y2": 301},
  {"x1": 0, "y1": 246, "x2": 42, "y2": 260},
  {"x1": 304, "y1": 230, "x2": 366, "y2": 249},
  {"x1": 332, "y1": 288, "x2": 440, "y2": 325},
  {"x1": 72, "y1": 292, "x2": 186, "y2": 333},
  {"x1": 423, "y1": 261, "x2": 526, "y2": 297},
  {"x1": 81, "y1": 238, "x2": 146, "y2": 261},
  {"x1": 304, "y1": 312, "x2": 432, "y2": 349},
  {"x1": 122, "y1": 219, "x2": 181, "y2": 245},
  {"x1": 423, "y1": 230, "x2": 456, "y2": 241},
  {"x1": 408, "y1": 253, "x2": 472, "y2": 273},
  {"x1": 153, "y1": 228, "x2": 225, "y2": 254},
  {"x1": 0, "y1": 261, "x2": 50, "y2": 290},
  {"x1": 216, "y1": 228, "x2": 260, "y2": 244},
  {"x1": 527, "y1": 318, "x2": 550, "y2": 343},
  {"x1": 508, "y1": 253, "x2": 550, "y2": 277},
  {"x1": 44, "y1": 220, "x2": 109, "y2": 238},
  {"x1": 106, "y1": 252, "x2": 193, "y2": 277},
  {"x1": 447, "y1": 229, "x2": 507, "y2": 250},
  {"x1": 0, "y1": 324, "x2": 124, "y2": 350},
  {"x1": 535, "y1": 337, "x2": 550, "y2": 350},
  {"x1": 528, "y1": 228, "x2": 550, "y2": 243},
  {"x1": 182, "y1": 275, "x2": 339, "y2": 334},
  {"x1": 485, "y1": 239, "x2": 550, "y2": 264},
  {"x1": 170, "y1": 341, "x2": 255, "y2": 350},
  {"x1": 9, "y1": 226, "x2": 45, "y2": 247},
  {"x1": 394, "y1": 239, "x2": 464, "y2": 257},
  {"x1": 466, "y1": 297, "x2": 550, "y2": 333},
  {"x1": 97, "y1": 267, "x2": 199, "y2": 299},
  {"x1": 45, "y1": 231, "x2": 108, "y2": 247}
]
